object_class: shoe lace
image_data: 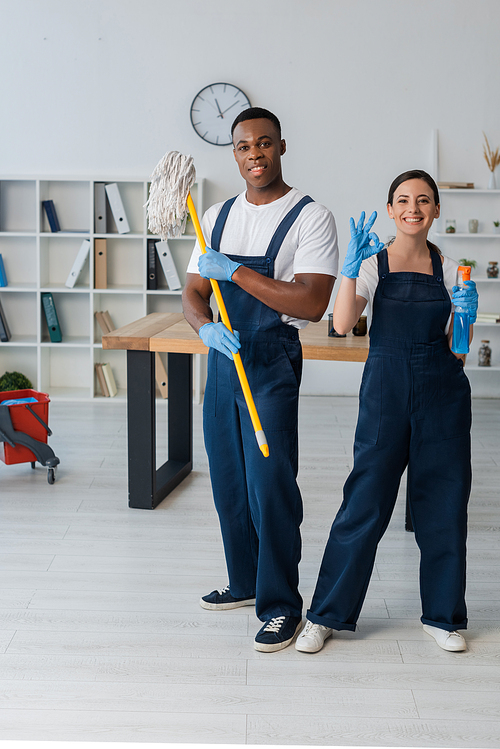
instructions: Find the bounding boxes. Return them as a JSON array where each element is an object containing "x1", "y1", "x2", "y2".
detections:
[
  {"x1": 217, "y1": 585, "x2": 230, "y2": 595},
  {"x1": 303, "y1": 621, "x2": 326, "y2": 635},
  {"x1": 263, "y1": 616, "x2": 286, "y2": 633}
]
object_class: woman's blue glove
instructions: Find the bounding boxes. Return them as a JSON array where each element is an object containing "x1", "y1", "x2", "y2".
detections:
[
  {"x1": 341, "y1": 211, "x2": 385, "y2": 279},
  {"x1": 199, "y1": 322, "x2": 241, "y2": 359},
  {"x1": 198, "y1": 248, "x2": 241, "y2": 282},
  {"x1": 451, "y1": 280, "x2": 478, "y2": 324}
]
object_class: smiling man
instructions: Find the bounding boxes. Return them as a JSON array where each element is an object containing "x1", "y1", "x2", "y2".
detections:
[{"x1": 182, "y1": 107, "x2": 338, "y2": 652}]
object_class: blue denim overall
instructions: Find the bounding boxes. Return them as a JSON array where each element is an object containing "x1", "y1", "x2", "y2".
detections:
[
  {"x1": 308, "y1": 248, "x2": 472, "y2": 632},
  {"x1": 203, "y1": 194, "x2": 313, "y2": 621}
]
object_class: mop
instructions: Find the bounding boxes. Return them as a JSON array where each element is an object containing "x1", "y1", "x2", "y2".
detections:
[{"x1": 146, "y1": 151, "x2": 269, "y2": 458}]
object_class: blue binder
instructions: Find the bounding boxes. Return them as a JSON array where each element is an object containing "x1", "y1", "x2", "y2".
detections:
[{"x1": 0, "y1": 254, "x2": 7, "y2": 287}]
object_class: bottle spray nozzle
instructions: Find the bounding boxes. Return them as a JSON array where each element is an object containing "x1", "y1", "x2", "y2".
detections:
[{"x1": 457, "y1": 265, "x2": 471, "y2": 286}]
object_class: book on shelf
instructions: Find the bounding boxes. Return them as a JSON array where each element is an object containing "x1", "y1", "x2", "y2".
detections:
[
  {"x1": 94, "y1": 238, "x2": 107, "y2": 289},
  {"x1": 437, "y1": 182, "x2": 475, "y2": 189},
  {"x1": 95, "y1": 363, "x2": 110, "y2": 397},
  {"x1": 101, "y1": 362, "x2": 118, "y2": 397},
  {"x1": 65, "y1": 239, "x2": 91, "y2": 288},
  {"x1": 0, "y1": 254, "x2": 7, "y2": 287},
  {"x1": 147, "y1": 238, "x2": 158, "y2": 290},
  {"x1": 42, "y1": 199, "x2": 61, "y2": 232},
  {"x1": 0, "y1": 297, "x2": 11, "y2": 342},
  {"x1": 95, "y1": 310, "x2": 115, "y2": 336},
  {"x1": 155, "y1": 240, "x2": 181, "y2": 290},
  {"x1": 104, "y1": 183, "x2": 130, "y2": 234},
  {"x1": 94, "y1": 182, "x2": 107, "y2": 233},
  {"x1": 41, "y1": 292, "x2": 62, "y2": 342}
]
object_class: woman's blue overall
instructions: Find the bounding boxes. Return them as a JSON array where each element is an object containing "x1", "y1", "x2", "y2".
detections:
[
  {"x1": 203, "y1": 195, "x2": 313, "y2": 622},
  {"x1": 307, "y1": 248, "x2": 472, "y2": 633}
]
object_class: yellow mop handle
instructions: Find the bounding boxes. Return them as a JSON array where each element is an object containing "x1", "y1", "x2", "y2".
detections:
[{"x1": 187, "y1": 193, "x2": 269, "y2": 458}]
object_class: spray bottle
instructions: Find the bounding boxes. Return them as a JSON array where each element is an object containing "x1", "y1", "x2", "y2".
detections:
[{"x1": 451, "y1": 265, "x2": 471, "y2": 354}]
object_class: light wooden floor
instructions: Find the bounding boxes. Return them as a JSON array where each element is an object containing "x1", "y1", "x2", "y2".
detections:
[{"x1": 0, "y1": 395, "x2": 499, "y2": 746}]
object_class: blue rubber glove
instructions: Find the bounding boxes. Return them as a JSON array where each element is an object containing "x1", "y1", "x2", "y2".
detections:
[
  {"x1": 451, "y1": 280, "x2": 478, "y2": 324},
  {"x1": 199, "y1": 322, "x2": 241, "y2": 359},
  {"x1": 341, "y1": 211, "x2": 385, "y2": 279},
  {"x1": 198, "y1": 247, "x2": 241, "y2": 282}
]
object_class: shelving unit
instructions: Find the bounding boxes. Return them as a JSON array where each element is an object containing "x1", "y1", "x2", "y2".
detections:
[
  {"x1": 433, "y1": 188, "x2": 500, "y2": 383},
  {"x1": 0, "y1": 177, "x2": 203, "y2": 400}
]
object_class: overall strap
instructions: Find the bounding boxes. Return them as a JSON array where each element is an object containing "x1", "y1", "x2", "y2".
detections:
[
  {"x1": 210, "y1": 196, "x2": 238, "y2": 252},
  {"x1": 377, "y1": 247, "x2": 389, "y2": 277},
  {"x1": 265, "y1": 195, "x2": 314, "y2": 259},
  {"x1": 430, "y1": 248, "x2": 443, "y2": 280}
]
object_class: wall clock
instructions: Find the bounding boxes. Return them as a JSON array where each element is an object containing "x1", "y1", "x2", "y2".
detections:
[{"x1": 190, "y1": 83, "x2": 251, "y2": 146}]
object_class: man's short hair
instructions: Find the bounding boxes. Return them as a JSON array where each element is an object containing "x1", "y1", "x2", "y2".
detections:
[{"x1": 231, "y1": 107, "x2": 282, "y2": 139}]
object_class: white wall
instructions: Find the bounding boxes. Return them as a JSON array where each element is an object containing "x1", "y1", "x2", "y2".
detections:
[{"x1": 1, "y1": 0, "x2": 499, "y2": 395}]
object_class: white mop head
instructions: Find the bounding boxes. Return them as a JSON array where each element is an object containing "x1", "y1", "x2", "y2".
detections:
[{"x1": 145, "y1": 151, "x2": 196, "y2": 240}]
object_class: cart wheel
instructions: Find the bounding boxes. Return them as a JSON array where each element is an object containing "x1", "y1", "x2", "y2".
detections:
[
  {"x1": 47, "y1": 467, "x2": 56, "y2": 485},
  {"x1": 31, "y1": 462, "x2": 36, "y2": 469}
]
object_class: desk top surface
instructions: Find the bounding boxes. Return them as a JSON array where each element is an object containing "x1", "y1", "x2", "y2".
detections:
[{"x1": 102, "y1": 313, "x2": 370, "y2": 362}]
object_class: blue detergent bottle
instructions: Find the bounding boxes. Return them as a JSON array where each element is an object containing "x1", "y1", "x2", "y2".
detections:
[{"x1": 451, "y1": 265, "x2": 471, "y2": 354}]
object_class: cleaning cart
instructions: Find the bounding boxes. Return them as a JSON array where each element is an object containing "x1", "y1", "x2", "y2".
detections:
[{"x1": 0, "y1": 389, "x2": 60, "y2": 484}]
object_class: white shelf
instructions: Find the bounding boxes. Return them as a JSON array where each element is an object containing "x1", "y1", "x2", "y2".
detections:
[
  {"x1": 0, "y1": 176, "x2": 204, "y2": 399},
  {"x1": 435, "y1": 233, "x2": 500, "y2": 238}
]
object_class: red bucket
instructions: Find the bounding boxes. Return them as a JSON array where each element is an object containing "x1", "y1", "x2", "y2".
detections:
[{"x1": 0, "y1": 389, "x2": 50, "y2": 465}]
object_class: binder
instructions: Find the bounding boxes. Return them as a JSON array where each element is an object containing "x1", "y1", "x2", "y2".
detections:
[
  {"x1": 101, "y1": 362, "x2": 118, "y2": 397},
  {"x1": 94, "y1": 238, "x2": 107, "y2": 289},
  {"x1": 155, "y1": 240, "x2": 181, "y2": 290},
  {"x1": 42, "y1": 200, "x2": 61, "y2": 232},
  {"x1": 95, "y1": 363, "x2": 110, "y2": 397},
  {"x1": 147, "y1": 238, "x2": 158, "y2": 290},
  {"x1": 65, "y1": 239, "x2": 91, "y2": 288},
  {"x1": 94, "y1": 182, "x2": 107, "y2": 233},
  {"x1": 0, "y1": 254, "x2": 7, "y2": 287},
  {"x1": 105, "y1": 183, "x2": 130, "y2": 234},
  {"x1": 0, "y1": 297, "x2": 11, "y2": 342},
  {"x1": 41, "y1": 292, "x2": 62, "y2": 342},
  {"x1": 155, "y1": 353, "x2": 168, "y2": 399}
]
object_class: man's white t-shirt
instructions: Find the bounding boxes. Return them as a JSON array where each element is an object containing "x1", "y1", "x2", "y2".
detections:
[
  {"x1": 186, "y1": 187, "x2": 339, "y2": 329},
  {"x1": 355, "y1": 251, "x2": 459, "y2": 333}
]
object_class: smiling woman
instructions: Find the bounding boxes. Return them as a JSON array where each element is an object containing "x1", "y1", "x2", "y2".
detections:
[{"x1": 295, "y1": 168, "x2": 477, "y2": 657}]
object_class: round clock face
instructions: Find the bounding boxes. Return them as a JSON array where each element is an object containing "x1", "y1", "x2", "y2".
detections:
[{"x1": 190, "y1": 83, "x2": 251, "y2": 146}]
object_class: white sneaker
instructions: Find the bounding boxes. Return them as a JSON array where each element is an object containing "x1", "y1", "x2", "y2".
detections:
[
  {"x1": 295, "y1": 620, "x2": 333, "y2": 653},
  {"x1": 423, "y1": 624, "x2": 467, "y2": 652}
]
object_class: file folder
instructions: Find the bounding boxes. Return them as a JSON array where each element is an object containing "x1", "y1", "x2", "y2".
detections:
[
  {"x1": 65, "y1": 239, "x2": 91, "y2": 288},
  {"x1": 0, "y1": 297, "x2": 11, "y2": 342},
  {"x1": 105, "y1": 183, "x2": 130, "y2": 234},
  {"x1": 147, "y1": 238, "x2": 158, "y2": 290},
  {"x1": 94, "y1": 239, "x2": 107, "y2": 289},
  {"x1": 0, "y1": 254, "x2": 7, "y2": 287},
  {"x1": 94, "y1": 182, "x2": 107, "y2": 233},
  {"x1": 41, "y1": 292, "x2": 62, "y2": 342},
  {"x1": 155, "y1": 240, "x2": 181, "y2": 290},
  {"x1": 42, "y1": 200, "x2": 61, "y2": 232}
]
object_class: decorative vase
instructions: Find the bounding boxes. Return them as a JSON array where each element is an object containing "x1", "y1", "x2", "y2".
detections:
[
  {"x1": 487, "y1": 261, "x2": 499, "y2": 279},
  {"x1": 468, "y1": 219, "x2": 479, "y2": 233},
  {"x1": 488, "y1": 171, "x2": 497, "y2": 190},
  {"x1": 478, "y1": 340, "x2": 492, "y2": 367}
]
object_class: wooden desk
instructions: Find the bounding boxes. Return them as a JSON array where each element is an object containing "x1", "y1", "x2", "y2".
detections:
[{"x1": 103, "y1": 313, "x2": 369, "y2": 510}]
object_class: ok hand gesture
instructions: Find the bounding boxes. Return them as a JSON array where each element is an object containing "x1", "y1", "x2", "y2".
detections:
[{"x1": 341, "y1": 211, "x2": 385, "y2": 279}]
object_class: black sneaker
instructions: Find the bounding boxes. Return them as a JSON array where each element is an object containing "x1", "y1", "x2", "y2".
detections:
[
  {"x1": 200, "y1": 585, "x2": 256, "y2": 611},
  {"x1": 254, "y1": 615, "x2": 302, "y2": 652}
]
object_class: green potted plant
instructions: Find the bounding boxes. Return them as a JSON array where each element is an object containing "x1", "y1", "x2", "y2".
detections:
[
  {"x1": 0, "y1": 371, "x2": 33, "y2": 392},
  {"x1": 493, "y1": 220, "x2": 500, "y2": 234}
]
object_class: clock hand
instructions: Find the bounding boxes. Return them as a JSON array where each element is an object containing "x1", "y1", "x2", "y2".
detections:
[
  {"x1": 215, "y1": 98, "x2": 224, "y2": 118},
  {"x1": 220, "y1": 100, "x2": 239, "y2": 116}
]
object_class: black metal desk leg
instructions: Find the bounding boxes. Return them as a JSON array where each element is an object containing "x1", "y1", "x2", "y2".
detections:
[
  {"x1": 126, "y1": 349, "x2": 193, "y2": 510},
  {"x1": 127, "y1": 350, "x2": 157, "y2": 510}
]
